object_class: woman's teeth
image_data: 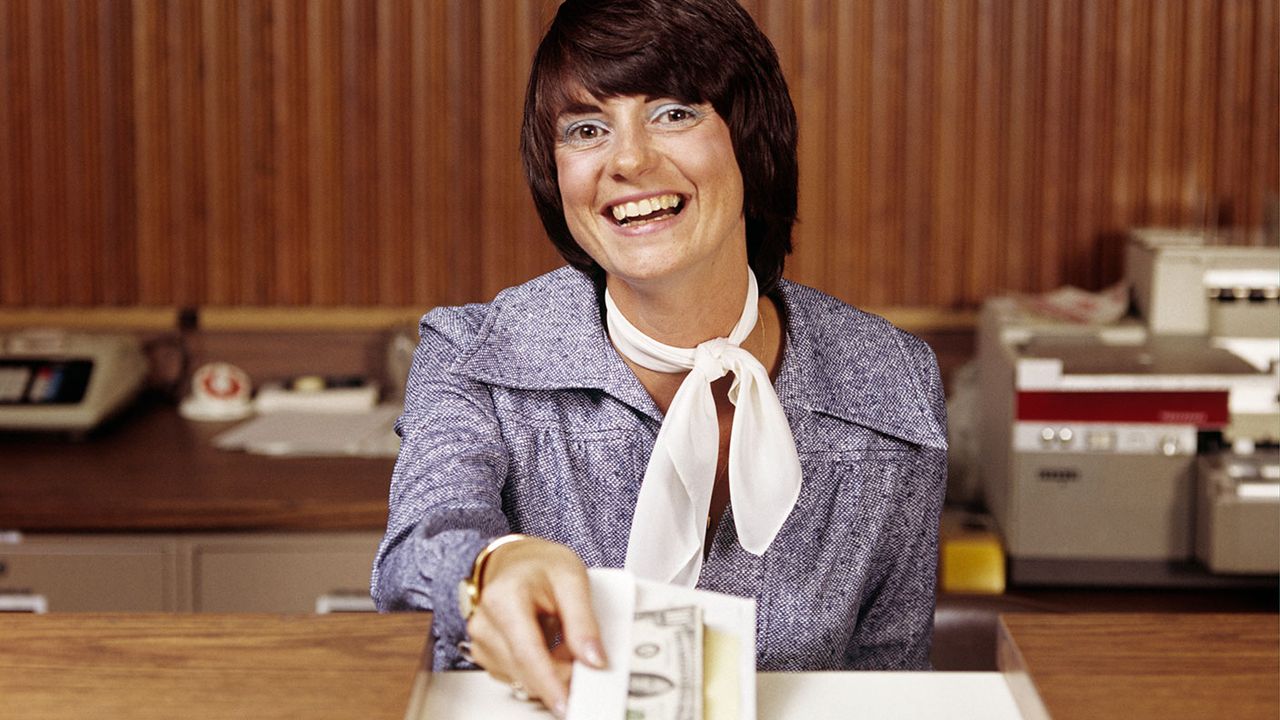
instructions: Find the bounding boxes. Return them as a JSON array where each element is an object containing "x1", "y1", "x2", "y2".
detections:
[{"x1": 610, "y1": 194, "x2": 683, "y2": 225}]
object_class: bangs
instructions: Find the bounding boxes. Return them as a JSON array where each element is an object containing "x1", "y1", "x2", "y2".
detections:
[{"x1": 531, "y1": 16, "x2": 731, "y2": 144}]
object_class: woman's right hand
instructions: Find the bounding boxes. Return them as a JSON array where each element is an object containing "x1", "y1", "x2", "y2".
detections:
[{"x1": 464, "y1": 537, "x2": 608, "y2": 718}]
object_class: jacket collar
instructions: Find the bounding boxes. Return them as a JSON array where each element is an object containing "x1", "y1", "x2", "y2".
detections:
[
  {"x1": 456, "y1": 267, "x2": 943, "y2": 448},
  {"x1": 456, "y1": 268, "x2": 661, "y2": 419}
]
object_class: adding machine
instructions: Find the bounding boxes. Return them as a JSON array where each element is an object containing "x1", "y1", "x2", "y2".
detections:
[{"x1": 977, "y1": 228, "x2": 1279, "y2": 586}]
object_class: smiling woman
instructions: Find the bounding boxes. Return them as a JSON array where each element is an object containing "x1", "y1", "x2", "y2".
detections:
[{"x1": 372, "y1": 1, "x2": 947, "y2": 717}]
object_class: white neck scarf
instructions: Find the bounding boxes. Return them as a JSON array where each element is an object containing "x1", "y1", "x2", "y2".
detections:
[{"x1": 607, "y1": 270, "x2": 802, "y2": 587}]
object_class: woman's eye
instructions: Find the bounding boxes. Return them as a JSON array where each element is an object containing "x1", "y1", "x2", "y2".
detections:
[
  {"x1": 563, "y1": 121, "x2": 608, "y2": 145},
  {"x1": 654, "y1": 104, "x2": 701, "y2": 126}
]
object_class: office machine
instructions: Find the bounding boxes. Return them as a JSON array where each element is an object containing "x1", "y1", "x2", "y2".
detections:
[
  {"x1": 977, "y1": 229, "x2": 1279, "y2": 586},
  {"x1": 0, "y1": 331, "x2": 148, "y2": 433}
]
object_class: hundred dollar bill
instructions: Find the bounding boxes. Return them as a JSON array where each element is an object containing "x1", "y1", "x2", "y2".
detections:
[{"x1": 625, "y1": 605, "x2": 703, "y2": 720}]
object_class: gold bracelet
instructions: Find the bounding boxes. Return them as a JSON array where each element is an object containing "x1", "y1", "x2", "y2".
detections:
[{"x1": 457, "y1": 533, "x2": 529, "y2": 621}]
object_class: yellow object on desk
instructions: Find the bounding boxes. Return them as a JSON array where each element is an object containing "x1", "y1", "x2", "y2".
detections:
[{"x1": 940, "y1": 510, "x2": 1007, "y2": 594}]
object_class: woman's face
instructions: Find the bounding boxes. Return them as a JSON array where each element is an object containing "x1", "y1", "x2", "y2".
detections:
[{"x1": 553, "y1": 92, "x2": 747, "y2": 292}]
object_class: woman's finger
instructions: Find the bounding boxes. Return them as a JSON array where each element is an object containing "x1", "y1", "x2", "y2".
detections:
[
  {"x1": 550, "y1": 565, "x2": 608, "y2": 669},
  {"x1": 499, "y1": 604, "x2": 570, "y2": 716},
  {"x1": 465, "y1": 611, "x2": 515, "y2": 684}
]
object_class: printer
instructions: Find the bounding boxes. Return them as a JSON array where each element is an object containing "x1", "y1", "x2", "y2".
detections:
[{"x1": 977, "y1": 229, "x2": 1279, "y2": 586}]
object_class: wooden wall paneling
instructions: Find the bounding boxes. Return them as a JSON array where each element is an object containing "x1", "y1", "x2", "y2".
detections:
[
  {"x1": 1251, "y1": 0, "x2": 1279, "y2": 230},
  {"x1": 930, "y1": 0, "x2": 968, "y2": 307},
  {"x1": 790, "y1": 0, "x2": 829, "y2": 292},
  {"x1": 100, "y1": 0, "x2": 137, "y2": 305},
  {"x1": 0, "y1": 0, "x2": 1276, "y2": 310},
  {"x1": 442, "y1": 1, "x2": 482, "y2": 306},
  {"x1": 131, "y1": 0, "x2": 168, "y2": 305},
  {"x1": 272, "y1": 0, "x2": 308, "y2": 305},
  {"x1": 305, "y1": 0, "x2": 341, "y2": 306},
  {"x1": 63, "y1": 0, "x2": 90, "y2": 305},
  {"x1": 80, "y1": 1, "x2": 115, "y2": 305},
  {"x1": 1039, "y1": 0, "x2": 1073, "y2": 292},
  {"x1": 241, "y1": 0, "x2": 275, "y2": 304},
  {"x1": 1217, "y1": 0, "x2": 1258, "y2": 229},
  {"x1": 1147, "y1": 0, "x2": 1183, "y2": 227},
  {"x1": 168, "y1": 0, "x2": 203, "y2": 305},
  {"x1": 409, "y1": 0, "x2": 437, "y2": 308},
  {"x1": 199, "y1": 0, "x2": 228, "y2": 305},
  {"x1": 1181, "y1": 0, "x2": 1217, "y2": 231},
  {"x1": 409, "y1": 0, "x2": 455, "y2": 307},
  {"x1": 1000, "y1": 0, "x2": 1037, "y2": 295},
  {"x1": 866, "y1": 0, "x2": 904, "y2": 307},
  {"x1": 900, "y1": 0, "x2": 931, "y2": 305},
  {"x1": 830, "y1": 0, "x2": 871, "y2": 304},
  {"x1": 30, "y1": 0, "x2": 69, "y2": 305},
  {"x1": 1214, "y1": 0, "x2": 1243, "y2": 228},
  {"x1": 478, "y1": 1, "x2": 513, "y2": 301},
  {"x1": 374, "y1": 0, "x2": 409, "y2": 306},
  {"x1": 967, "y1": 0, "x2": 1004, "y2": 306},
  {"x1": 340, "y1": 0, "x2": 374, "y2": 304},
  {"x1": 1112, "y1": 0, "x2": 1151, "y2": 226},
  {"x1": 0, "y1": 1, "x2": 22, "y2": 305},
  {"x1": 477, "y1": 0, "x2": 553, "y2": 302},
  {"x1": 1074, "y1": 0, "x2": 1113, "y2": 291}
]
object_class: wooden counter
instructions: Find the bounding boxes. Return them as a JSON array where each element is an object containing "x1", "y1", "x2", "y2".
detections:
[
  {"x1": 998, "y1": 613, "x2": 1280, "y2": 720},
  {"x1": 0, "y1": 403, "x2": 395, "y2": 531},
  {"x1": 4, "y1": 612, "x2": 1276, "y2": 719},
  {"x1": 0, "y1": 613, "x2": 431, "y2": 720}
]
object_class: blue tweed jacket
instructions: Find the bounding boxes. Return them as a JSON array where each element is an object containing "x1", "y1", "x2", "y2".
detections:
[{"x1": 372, "y1": 266, "x2": 947, "y2": 672}]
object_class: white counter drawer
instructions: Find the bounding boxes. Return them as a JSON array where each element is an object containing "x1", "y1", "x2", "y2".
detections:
[
  {"x1": 188, "y1": 532, "x2": 380, "y2": 613},
  {"x1": 0, "y1": 537, "x2": 177, "y2": 611}
]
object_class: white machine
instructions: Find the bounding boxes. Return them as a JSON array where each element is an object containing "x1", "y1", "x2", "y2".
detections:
[
  {"x1": 0, "y1": 331, "x2": 148, "y2": 433},
  {"x1": 977, "y1": 229, "x2": 1279, "y2": 586}
]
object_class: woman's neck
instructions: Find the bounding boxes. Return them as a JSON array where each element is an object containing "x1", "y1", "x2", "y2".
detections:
[{"x1": 606, "y1": 265, "x2": 751, "y2": 348}]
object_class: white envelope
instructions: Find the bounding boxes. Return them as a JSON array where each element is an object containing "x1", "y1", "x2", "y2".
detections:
[{"x1": 566, "y1": 568, "x2": 757, "y2": 720}]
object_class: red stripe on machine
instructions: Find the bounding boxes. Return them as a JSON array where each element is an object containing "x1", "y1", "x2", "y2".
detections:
[{"x1": 1015, "y1": 391, "x2": 1230, "y2": 426}]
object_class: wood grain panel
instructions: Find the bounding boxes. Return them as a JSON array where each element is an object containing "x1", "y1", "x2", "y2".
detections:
[
  {"x1": 0, "y1": 0, "x2": 1275, "y2": 311},
  {"x1": 0, "y1": 614, "x2": 430, "y2": 720},
  {"x1": 999, "y1": 614, "x2": 1279, "y2": 720}
]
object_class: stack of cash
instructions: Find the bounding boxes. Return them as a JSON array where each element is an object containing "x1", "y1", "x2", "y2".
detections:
[{"x1": 568, "y1": 569, "x2": 755, "y2": 720}]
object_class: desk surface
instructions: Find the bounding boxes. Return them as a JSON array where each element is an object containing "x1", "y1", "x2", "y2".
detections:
[
  {"x1": 0, "y1": 613, "x2": 430, "y2": 720},
  {"x1": 2, "y1": 612, "x2": 1277, "y2": 719},
  {"x1": 0, "y1": 404, "x2": 395, "y2": 531},
  {"x1": 998, "y1": 613, "x2": 1280, "y2": 720}
]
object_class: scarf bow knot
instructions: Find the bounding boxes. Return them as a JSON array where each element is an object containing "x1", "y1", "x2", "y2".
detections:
[{"x1": 607, "y1": 271, "x2": 803, "y2": 587}]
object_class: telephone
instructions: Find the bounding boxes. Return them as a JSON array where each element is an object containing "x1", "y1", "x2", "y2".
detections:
[{"x1": 0, "y1": 330, "x2": 148, "y2": 433}]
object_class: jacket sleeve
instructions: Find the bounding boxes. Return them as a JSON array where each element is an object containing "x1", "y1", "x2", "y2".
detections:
[
  {"x1": 371, "y1": 305, "x2": 512, "y2": 670},
  {"x1": 843, "y1": 334, "x2": 948, "y2": 670}
]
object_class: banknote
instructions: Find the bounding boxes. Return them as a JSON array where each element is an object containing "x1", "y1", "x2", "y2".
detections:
[{"x1": 625, "y1": 605, "x2": 703, "y2": 720}]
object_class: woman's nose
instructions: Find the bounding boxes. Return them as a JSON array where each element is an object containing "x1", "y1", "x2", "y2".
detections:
[{"x1": 606, "y1": 125, "x2": 655, "y2": 179}]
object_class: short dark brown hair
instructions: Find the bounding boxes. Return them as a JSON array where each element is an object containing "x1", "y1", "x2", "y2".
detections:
[{"x1": 520, "y1": 0, "x2": 798, "y2": 293}]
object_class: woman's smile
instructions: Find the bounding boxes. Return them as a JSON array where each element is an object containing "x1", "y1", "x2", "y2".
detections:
[{"x1": 604, "y1": 192, "x2": 685, "y2": 228}]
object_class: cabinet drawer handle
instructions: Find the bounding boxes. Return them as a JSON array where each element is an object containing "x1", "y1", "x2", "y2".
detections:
[
  {"x1": 0, "y1": 593, "x2": 48, "y2": 613},
  {"x1": 315, "y1": 592, "x2": 376, "y2": 614}
]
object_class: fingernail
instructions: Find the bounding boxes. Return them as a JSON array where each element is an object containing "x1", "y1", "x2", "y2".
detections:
[
  {"x1": 553, "y1": 700, "x2": 568, "y2": 719},
  {"x1": 584, "y1": 639, "x2": 607, "y2": 668}
]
